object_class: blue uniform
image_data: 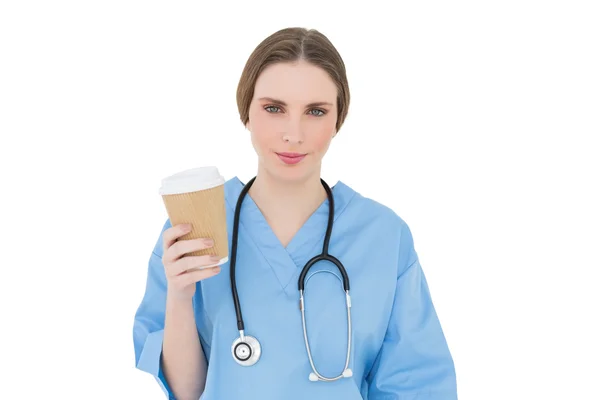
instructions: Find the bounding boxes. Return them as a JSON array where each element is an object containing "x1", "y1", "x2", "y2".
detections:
[{"x1": 133, "y1": 176, "x2": 457, "y2": 399}]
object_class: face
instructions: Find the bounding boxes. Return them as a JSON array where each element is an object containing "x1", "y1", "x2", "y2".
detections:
[{"x1": 245, "y1": 60, "x2": 338, "y2": 184}]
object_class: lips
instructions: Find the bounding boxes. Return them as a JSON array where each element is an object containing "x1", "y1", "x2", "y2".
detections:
[{"x1": 276, "y1": 152, "x2": 306, "y2": 165}]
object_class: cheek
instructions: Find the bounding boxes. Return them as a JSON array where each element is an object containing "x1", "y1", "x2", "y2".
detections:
[
  {"x1": 248, "y1": 108, "x2": 276, "y2": 152},
  {"x1": 313, "y1": 131, "x2": 331, "y2": 152},
  {"x1": 310, "y1": 118, "x2": 336, "y2": 152}
]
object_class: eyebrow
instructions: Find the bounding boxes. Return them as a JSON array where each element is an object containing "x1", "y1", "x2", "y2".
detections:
[{"x1": 258, "y1": 97, "x2": 334, "y2": 108}]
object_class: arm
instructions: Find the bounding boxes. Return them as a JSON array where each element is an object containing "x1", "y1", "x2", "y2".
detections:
[
  {"x1": 162, "y1": 291, "x2": 207, "y2": 400},
  {"x1": 133, "y1": 219, "x2": 208, "y2": 400},
  {"x1": 366, "y1": 222, "x2": 457, "y2": 399}
]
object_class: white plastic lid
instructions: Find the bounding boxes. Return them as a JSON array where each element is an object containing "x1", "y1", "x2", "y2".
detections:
[{"x1": 159, "y1": 166, "x2": 225, "y2": 195}]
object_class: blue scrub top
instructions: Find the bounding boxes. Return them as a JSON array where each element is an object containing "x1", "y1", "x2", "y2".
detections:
[{"x1": 133, "y1": 176, "x2": 457, "y2": 399}]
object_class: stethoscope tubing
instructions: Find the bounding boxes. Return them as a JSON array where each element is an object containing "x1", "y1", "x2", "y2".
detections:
[{"x1": 229, "y1": 176, "x2": 353, "y2": 381}]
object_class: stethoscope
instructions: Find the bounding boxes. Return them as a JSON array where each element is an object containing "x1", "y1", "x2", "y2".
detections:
[{"x1": 229, "y1": 176, "x2": 353, "y2": 382}]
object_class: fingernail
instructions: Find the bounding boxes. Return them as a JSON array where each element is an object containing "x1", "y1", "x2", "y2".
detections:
[
  {"x1": 203, "y1": 238, "x2": 214, "y2": 246},
  {"x1": 210, "y1": 255, "x2": 221, "y2": 262},
  {"x1": 212, "y1": 266, "x2": 221, "y2": 273}
]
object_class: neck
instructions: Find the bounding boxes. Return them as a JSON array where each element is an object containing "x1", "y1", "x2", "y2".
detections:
[{"x1": 248, "y1": 165, "x2": 327, "y2": 224}]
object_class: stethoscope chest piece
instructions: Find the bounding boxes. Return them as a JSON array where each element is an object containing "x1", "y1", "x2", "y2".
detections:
[{"x1": 231, "y1": 333, "x2": 261, "y2": 366}]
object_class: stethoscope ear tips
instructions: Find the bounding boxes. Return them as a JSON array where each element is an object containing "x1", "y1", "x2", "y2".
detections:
[
  {"x1": 343, "y1": 368, "x2": 353, "y2": 378},
  {"x1": 309, "y1": 373, "x2": 319, "y2": 382}
]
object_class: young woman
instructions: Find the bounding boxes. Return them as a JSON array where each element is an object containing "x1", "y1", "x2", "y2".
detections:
[{"x1": 133, "y1": 27, "x2": 457, "y2": 400}]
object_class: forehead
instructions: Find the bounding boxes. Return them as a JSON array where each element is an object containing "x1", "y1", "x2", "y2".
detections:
[{"x1": 253, "y1": 61, "x2": 337, "y2": 104}]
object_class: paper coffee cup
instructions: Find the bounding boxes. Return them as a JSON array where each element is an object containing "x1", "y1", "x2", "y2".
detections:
[{"x1": 159, "y1": 166, "x2": 229, "y2": 269}]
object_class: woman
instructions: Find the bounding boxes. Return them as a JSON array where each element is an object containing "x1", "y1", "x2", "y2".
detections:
[{"x1": 133, "y1": 27, "x2": 457, "y2": 400}]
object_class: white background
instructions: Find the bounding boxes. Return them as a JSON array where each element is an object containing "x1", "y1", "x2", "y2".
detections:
[{"x1": 1, "y1": 1, "x2": 599, "y2": 399}]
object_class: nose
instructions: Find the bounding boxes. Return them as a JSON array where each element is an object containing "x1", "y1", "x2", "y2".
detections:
[
  {"x1": 282, "y1": 135, "x2": 303, "y2": 144},
  {"x1": 282, "y1": 119, "x2": 304, "y2": 144}
]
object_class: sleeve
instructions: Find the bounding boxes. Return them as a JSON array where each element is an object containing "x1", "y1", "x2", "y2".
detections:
[
  {"x1": 366, "y1": 221, "x2": 457, "y2": 400},
  {"x1": 132, "y1": 218, "x2": 177, "y2": 399}
]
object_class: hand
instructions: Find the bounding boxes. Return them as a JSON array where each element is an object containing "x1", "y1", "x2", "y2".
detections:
[{"x1": 162, "y1": 223, "x2": 222, "y2": 301}]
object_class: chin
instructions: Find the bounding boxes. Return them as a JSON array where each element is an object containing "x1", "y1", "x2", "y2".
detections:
[{"x1": 269, "y1": 162, "x2": 312, "y2": 183}]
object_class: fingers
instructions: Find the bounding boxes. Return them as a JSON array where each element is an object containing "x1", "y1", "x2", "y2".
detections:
[
  {"x1": 163, "y1": 237, "x2": 215, "y2": 264},
  {"x1": 161, "y1": 224, "x2": 223, "y2": 290},
  {"x1": 162, "y1": 223, "x2": 192, "y2": 254},
  {"x1": 170, "y1": 266, "x2": 221, "y2": 289},
  {"x1": 167, "y1": 254, "x2": 223, "y2": 277}
]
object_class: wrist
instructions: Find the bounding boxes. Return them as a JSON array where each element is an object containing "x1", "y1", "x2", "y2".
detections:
[{"x1": 166, "y1": 290, "x2": 193, "y2": 308}]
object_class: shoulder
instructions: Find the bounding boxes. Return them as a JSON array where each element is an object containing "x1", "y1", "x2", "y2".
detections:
[
  {"x1": 341, "y1": 180, "x2": 409, "y2": 231},
  {"x1": 341, "y1": 181, "x2": 418, "y2": 273}
]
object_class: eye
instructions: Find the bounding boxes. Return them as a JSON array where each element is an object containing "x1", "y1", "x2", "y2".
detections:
[
  {"x1": 309, "y1": 108, "x2": 326, "y2": 117},
  {"x1": 264, "y1": 105, "x2": 281, "y2": 113}
]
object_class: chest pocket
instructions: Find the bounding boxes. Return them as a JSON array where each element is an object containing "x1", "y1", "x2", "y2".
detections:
[{"x1": 301, "y1": 266, "x2": 355, "y2": 379}]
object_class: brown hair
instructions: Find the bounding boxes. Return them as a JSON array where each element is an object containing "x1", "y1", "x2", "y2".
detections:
[{"x1": 236, "y1": 27, "x2": 350, "y2": 133}]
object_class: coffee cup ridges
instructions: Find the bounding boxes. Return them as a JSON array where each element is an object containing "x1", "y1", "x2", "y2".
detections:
[{"x1": 159, "y1": 166, "x2": 229, "y2": 268}]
